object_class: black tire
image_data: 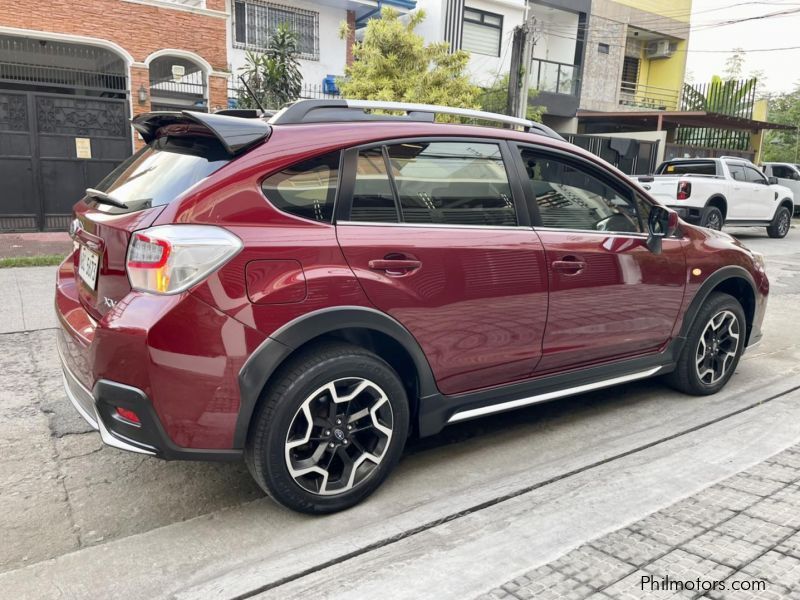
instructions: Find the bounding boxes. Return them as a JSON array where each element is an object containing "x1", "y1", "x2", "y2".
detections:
[
  {"x1": 767, "y1": 206, "x2": 791, "y2": 238},
  {"x1": 701, "y1": 206, "x2": 724, "y2": 230},
  {"x1": 245, "y1": 341, "x2": 410, "y2": 514},
  {"x1": 665, "y1": 292, "x2": 746, "y2": 396}
]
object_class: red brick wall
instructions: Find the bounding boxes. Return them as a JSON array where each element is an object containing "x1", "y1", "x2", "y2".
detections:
[{"x1": 0, "y1": 0, "x2": 228, "y2": 68}]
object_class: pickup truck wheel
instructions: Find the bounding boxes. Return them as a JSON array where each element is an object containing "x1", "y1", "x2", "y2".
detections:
[
  {"x1": 245, "y1": 341, "x2": 409, "y2": 514},
  {"x1": 701, "y1": 207, "x2": 723, "y2": 231},
  {"x1": 767, "y1": 206, "x2": 791, "y2": 239},
  {"x1": 665, "y1": 292, "x2": 745, "y2": 396}
]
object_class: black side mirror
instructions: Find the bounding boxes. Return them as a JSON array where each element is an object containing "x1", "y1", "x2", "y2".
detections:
[
  {"x1": 647, "y1": 206, "x2": 678, "y2": 254},
  {"x1": 768, "y1": 176, "x2": 779, "y2": 185}
]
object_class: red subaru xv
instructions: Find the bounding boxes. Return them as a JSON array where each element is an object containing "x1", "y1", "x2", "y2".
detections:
[{"x1": 56, "y1": 100, "x2": 768, "y2": 514}]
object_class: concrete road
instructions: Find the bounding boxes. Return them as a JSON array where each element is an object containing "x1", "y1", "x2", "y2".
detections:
[{"x1": 1, "y1": 224, "x2": 799, "y2": 599}]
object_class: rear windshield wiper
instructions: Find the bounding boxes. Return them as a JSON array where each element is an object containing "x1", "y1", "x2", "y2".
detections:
[{"x1": 85, "y1": 188, "x2": 129, "y2": 209}]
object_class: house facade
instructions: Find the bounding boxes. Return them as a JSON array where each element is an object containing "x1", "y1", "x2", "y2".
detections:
[{"x1": 0, "y1": 0, "x2": 230, "y2": 232}]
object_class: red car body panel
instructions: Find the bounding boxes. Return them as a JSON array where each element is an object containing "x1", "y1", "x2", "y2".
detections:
[
  {"x1": 55, "y1": 118, "x2": 769, "y2": 455},
  {"x1": 337, "y1": 223, "x2": 549, "y2": 394},
  {"x1": 533, "y1": 232, "x2": 687, "y2": 374}
]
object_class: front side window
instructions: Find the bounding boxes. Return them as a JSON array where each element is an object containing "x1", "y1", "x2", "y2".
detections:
[
  {"x1": 462, "y1": 8, "x2": 503, "y2": 56},
  {"x1": 385, "y1": 141, "x2": 517, "y2": 226},
  {"x1": 727, "y1": 163, "x2": 746, "y2": 181},
  {"x1": 261, "y1": 151, "x2": 340, "y2": 222},
  {"x1": 233, "y1": 0, "x2": 318, "y2": 59},
  {"x1": 519, "y1": 148, "x2": 641, "y2": 233}
]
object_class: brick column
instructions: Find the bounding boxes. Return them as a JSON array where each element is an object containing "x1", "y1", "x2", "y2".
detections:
[
  {"x1": 208, "y1": 73, "x2": 229, "y2": 113},
  {"x1": 346, "y1": 10, "x2": 356, "y2": 66},
  {"x1": 130, "y1": 65, "x2": 150, "y2": 150}
]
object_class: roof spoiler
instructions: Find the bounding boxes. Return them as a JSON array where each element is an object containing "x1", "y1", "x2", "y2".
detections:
[{"x1": 131, "y1": 110, "x2": 271, "y2": 155}]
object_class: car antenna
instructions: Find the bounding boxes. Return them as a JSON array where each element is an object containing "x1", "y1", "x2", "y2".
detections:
[{"x1": 238, "y1": 75, "x2": 266, "y2": 115}]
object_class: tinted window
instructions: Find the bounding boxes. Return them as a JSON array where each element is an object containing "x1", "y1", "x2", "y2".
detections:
[
  {"x1": 519, "y1": 148, "x2": 641, "y2": 233},
  {"x1": 261, "y1": 151, "x2": 340, "y2": 222},
  {"x1": 92, "y1": 134, "x2": 230, "y2": 213},
  {"x1": 744, "y1": 166, "x2": 767, "y2": 184},
  {"x1": 659, "y1": 161, "x2": 716, "y2": 175},
  {"x1": 385, "y1": 141, "x2": 516, "y2": 226},
  {"x1": 350, "y1": 148, "x2": 399, "y2": 223},
  {"x1": 728, "y1": 164, "x2": 746, "y2": 181}
]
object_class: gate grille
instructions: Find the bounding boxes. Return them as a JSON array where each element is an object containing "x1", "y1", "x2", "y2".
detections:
[{"x1": 0, "y1": 36, "x2": 126, "y2": 94}]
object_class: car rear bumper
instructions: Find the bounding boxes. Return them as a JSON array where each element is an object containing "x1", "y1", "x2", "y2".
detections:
[
  {"x1": 55, "y1": 254, "x2": 257, "y2": 459},
  {"x1": 58, "y1": 331, "x2": 243, "y2": 461}
]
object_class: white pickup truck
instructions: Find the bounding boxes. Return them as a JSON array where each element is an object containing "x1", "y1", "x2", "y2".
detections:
[
  {"x1": 761, "y1": 162, "x2": 800, "y2": 216},
  {"x1": 635, "y1": 157, "x2": 794, "y2": 238}
]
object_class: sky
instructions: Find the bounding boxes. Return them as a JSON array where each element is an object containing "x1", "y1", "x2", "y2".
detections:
[{"x1": 686, "y1": 0, "x2": 800, "y2": 93}]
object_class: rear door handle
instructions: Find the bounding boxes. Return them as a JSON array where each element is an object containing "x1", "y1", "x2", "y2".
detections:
[
  {"x1": 552, "y1": 259, "x2": 586, "y2": 273},
  {"x1": 368, "y1": 259, "x2": 422, "y2": 274}
]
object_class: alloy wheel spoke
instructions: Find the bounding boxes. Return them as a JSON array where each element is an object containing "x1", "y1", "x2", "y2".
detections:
[{"x1": 284, "y1": 377, "x2": 394, "y2": 496}]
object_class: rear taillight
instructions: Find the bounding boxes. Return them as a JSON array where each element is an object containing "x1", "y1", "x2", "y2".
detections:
[
  {"x1": 677, "y1": 181, "x2": 692, "y2": 200},
  {"x1": 126, "y1": 225, "x2": 242, "y2": 294}
]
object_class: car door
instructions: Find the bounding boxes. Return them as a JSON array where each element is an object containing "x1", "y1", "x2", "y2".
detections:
[
  {"x1": 335, "y1": 139, "x2": 549, "y2": 396},
  {"x1": 743, "y1": 165, "x2": 776, "y2": 220},
  {"x1": 773, "y1": 165, "x2": 800, "y2": 207},
  {"x1": 512, "y1": 144, "x2": 686, "y2": 374},
  {"x1": 724, "y1": 162, "x2": 749, "y2": 219}
]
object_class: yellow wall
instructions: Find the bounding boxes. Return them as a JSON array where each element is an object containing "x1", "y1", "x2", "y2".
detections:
[
  {"x1": 635, "y1": 39, "x2": 688, "y2": 109},
  {"x1": 611, "y1": 0, "x2": 692, "y2": 22}
]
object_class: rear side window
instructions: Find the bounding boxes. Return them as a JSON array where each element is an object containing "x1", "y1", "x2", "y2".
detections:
[
  {"x1": 744, "y1": 166, "x2": 767, "y2": 184},
  {"x1": 659, "y1": 160, "x2": 716, "y2": 176},
  {"x1": 92, "y1": 134, "x2": 230, "y2": 212},
  {"x1": 385, "y1": 141, "x2": 516, "y2": 226},
  {"x1": 728, "y1": 164, "x2": 746, "y2": 181},
  {"x1": 261, "y1": 151, "x2": 340, "y2": 222},
  {"x1": 351, "y1": 148, "x2": 399, "y2": 223}
]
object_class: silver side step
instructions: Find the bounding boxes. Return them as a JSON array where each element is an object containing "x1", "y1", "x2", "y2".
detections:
[{"x1": 447, "y1": 367, "x2": 663, "y2": 423}]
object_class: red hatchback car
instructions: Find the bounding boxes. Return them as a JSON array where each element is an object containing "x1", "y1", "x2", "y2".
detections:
[{"x1": 56, "y1": 100, "x2": 768, "y2": 513}]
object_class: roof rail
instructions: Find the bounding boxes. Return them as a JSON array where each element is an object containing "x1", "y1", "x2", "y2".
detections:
[
  {"x1": 268, "y1": 99, "x2": 565, "y2": 140},
  {"x1": 719, "y1": 155, "x2": 754, "y2": 164}
]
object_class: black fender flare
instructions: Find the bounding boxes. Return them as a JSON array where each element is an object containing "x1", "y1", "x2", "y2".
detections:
[
  {"x1": 234, "y1": 306, "x2": 438, "y2": 448},
  {"x1": 676, "y1": 265, "x2": 757, "y2": 349},
  {"x1": 704, "y1": 195, "x2": 727, "y2": 216},
  {"x1": 773, "y1": 199, "x2": 794, "y2": 222}
]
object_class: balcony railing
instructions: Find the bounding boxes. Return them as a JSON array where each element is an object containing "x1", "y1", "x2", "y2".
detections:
[
  {"x1": 530, "y1": 58, "x2": 580, "y2": 97},
  {"x1": 619, "y1": 82, "x2": 680, "y2": 111}
]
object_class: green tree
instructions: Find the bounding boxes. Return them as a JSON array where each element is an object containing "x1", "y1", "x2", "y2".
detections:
[
  {"x1": 762, "y1": 85, "x2": 800, "y2": 163},
  {"x1": 723, "y1": 48, "x2": 745, "y2": 81},
  {"x1": 238, "y1": 24, "x2": 302, "y2": 110},
  {"x1": 478, "y1": 73, "x2": 543, "y2": 122},
  {"x1": 338, "y1": 8, "x2": 480, "y2": 119}
]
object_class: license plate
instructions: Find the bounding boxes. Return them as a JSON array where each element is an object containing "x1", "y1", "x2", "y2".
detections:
[{"x1": 78, "y1": 245, "x2": 100, "y2": 290}]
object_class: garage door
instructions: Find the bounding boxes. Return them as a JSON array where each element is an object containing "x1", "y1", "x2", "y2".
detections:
[{"x1": 0, "y1": 36, "x2": 131, "y2": 232}]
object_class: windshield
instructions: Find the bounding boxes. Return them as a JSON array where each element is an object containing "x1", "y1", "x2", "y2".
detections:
[{"x1": 90, "y1": 135, "x2": 230, "y2": 213}]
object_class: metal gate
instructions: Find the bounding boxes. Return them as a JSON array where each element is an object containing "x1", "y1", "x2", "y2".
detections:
[{"x1": 0, "y1": 36, "x2": 131, "y2": 232}]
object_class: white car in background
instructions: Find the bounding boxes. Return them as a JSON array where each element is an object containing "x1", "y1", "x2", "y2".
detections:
[
  {"x1": 635, "y1": 157, "x2": 794, "y2": 238},
  {"x1": 761, "y1": 162, "x2": 800, "y2": 216}
]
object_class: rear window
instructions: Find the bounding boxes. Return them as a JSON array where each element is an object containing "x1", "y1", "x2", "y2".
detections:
[
  {"x1": 91, "y1": 134, "x2": 230, "y2": 212},
  {"x1": 261, "y1": 151, "x2": 340, "y2": 222},
  {"x1": 658, "y1": 161, "x2": 717, "y2": 176}
]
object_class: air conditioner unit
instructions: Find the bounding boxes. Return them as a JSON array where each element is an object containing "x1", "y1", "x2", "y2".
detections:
[{"x1": 645, "y1": 40, "x2": 677, "y2": 59}]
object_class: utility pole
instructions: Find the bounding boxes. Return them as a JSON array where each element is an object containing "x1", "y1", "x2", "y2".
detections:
[{"x1": 507, "y1": 9, "x2": 536, "y2": 120}]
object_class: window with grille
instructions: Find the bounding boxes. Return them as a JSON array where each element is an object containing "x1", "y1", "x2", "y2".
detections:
[
  {"x1": 620, "y1": 56, "x2": 640, "y2": 95},
  {"x1": 462, "y1": 7, "x2": 503, "y2": 57},
  {"x1": 233, "y1": 0, "x2": 319, "y2": 60}
]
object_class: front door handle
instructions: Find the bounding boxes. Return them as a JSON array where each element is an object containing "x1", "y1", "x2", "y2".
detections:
[
  {"x1": 552, "y1": 259, "x2": 586, "y2": 273},
  {"x1": 368, "y1": 258, "x2": 422, "y2": 275}
]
